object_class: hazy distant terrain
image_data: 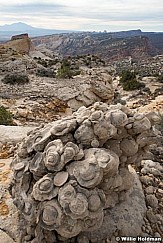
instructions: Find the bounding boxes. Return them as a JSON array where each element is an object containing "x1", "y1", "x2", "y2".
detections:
[
  {"x1": 32, "y1": 31, "x2": 163, "y2": 62},
  {"x1": 0, "y1": 22, "x2": 76, "y2": 41}
]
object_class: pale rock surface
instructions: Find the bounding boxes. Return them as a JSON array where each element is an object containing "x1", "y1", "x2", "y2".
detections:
[
  {"x1": 0, "y1": 125, "x2": 35, "y2": 144},
  {"x1": 0, "y1": 229, "x2": 15, "y2": 243}
]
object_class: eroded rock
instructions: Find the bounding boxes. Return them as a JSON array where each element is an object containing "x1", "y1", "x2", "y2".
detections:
[{"x1": 9, "y1": 102, "x2": 159, "y2": 242}]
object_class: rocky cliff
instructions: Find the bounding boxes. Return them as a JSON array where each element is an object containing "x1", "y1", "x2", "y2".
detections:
[
  {"x1": 32, "y1": 33, "x2": 159, "y2": 62},
  {"x1": 6, "y1": 34, "x2": 35, "y2": 54},
  {"x1": 0, "y1": 33, "x2": 35, "y2": 60}
]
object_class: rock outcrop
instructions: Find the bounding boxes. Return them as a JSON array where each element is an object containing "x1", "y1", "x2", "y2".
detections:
[
  {"x1": 0, "y1": 33, "x2": 36, "y2": 75},
  {"x1": 7, "y1": 33, "x2": 35, "y2": 55},
  {"x1": 32, "y1": 33, "x2": 159, "y2": 62},
  {"x1": 0, "y1": 68, "x2": 114, "y2": 125},
  {"x1": 9, "y1": 102, "x2": 158, "y2": 242}
]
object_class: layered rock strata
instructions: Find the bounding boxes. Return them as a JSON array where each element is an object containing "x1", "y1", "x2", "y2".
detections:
[{"x1": 9, "y1": 102, "x2": 158, "y2": 242}]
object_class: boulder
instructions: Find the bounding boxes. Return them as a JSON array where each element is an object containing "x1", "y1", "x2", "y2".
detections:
[{"x1": 0, "y1": 125, "x2": 35, "y2": 144}]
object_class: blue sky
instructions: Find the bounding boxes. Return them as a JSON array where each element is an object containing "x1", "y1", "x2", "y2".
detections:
[{"x1": 0, "y1": 0, "x2": 163, "y2": 31}]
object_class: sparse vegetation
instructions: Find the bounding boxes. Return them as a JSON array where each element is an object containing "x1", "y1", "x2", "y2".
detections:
[
  {"x1": 36, "y1": 68, "x2": 56, "y2": 78},
  {"x1": 34, "y1": 57, "x2": 59, "y2": 67},
  {"x1": 120, "y1": 70, "x2": 145, "y2": 91},
  {"x1": 157, "y1": 74, "x2": 163, "y2": 83},
  {"x1": 57, "y1": 59, "x2": 81, "y2": 78},
  {"x1": 0, "y1": 106, "x2": 13, "y2": 125},
  {"x1": 156, "y1": 114, "x2": 163, "y2": 135},
  {"x1": 2, "y1": 73, "x2": 29, "y2": 85}
]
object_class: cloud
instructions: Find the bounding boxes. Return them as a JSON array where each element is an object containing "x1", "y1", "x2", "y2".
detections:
[{"x1": 0, "y1": 0, "x2": 162, "y2": 31}]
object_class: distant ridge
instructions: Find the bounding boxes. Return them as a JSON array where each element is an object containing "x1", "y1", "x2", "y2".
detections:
[{"x1": 0, "y1": 22, "x2": 77, "y2": 41}]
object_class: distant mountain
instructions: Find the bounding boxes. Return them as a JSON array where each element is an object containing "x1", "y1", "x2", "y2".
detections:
[
  {"x1": 0, "y1": 22, "x2": 35, "y2": 31},
  {"x1": 0, "y1": 22, "x2": 76, "y2": 41}
]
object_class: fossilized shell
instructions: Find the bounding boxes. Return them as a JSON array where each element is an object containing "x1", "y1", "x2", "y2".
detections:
[
  {"x1": 50, "y1": 118, "x2": 77, "y2": 136},
  {"x1": 132, "y1": 117, "x2": 151, "y2": 134},
  {"x1": 44, "y1": 140, "x2": 64, "y2": 171},
  {"x1": 136, "y1": 130, "x2": 158, "y2": 148},
  {"x1": 84, "y1": 148, "x2": 119, "y2": 176},
  {"x1": 57, "y1": 215, "x2": 82, "y2": 238},
  {"x1": 62, "y1": 142, "x2": 80, "y2": 164},
  {"x1": 106, "y1": 110, "x2": 128, "y2": 127},
  {"x1": 93, "y1": 101, "x2": 109, "y2": 112},
  {"x1": 58, "y1": 183, "x2": 77, "y2": 208},
  {"x1": 88, "y1": 189, "x2": 106, "y2": 212},
  {"x1": 83, "y1": 210, "x2": 104, "y2": 232},
  {"x1": 32, "y1": 174, "x2": 58, "y2": 201},
  {"x1": 73, "y1": 160, "x2": 103, "y2": 188},
  {"x1": 26, "y1": 125, "x2": 53, "y2": 153},
  {"x1": 74, "y1": 106, "x2": 92, "y2": 124},
  {"x1": 38, "y1": 200, "x2": 62, "y2": 230},
  {"x1": 64, "y1": 193, "x2": 88, "y2": 219},
  {"x1": 74, "y1": 123, "x2": 96, "y2": 147},
  {"x1": 104, "y1": 140, "x2": 122, "y2": 157},
  {"x1": 90, "y1": 110, "x2": 104, "y2": 122},
  {"x1": 93, "y1": 120, "x2": 117, "y2": 145},
  {"x1": 30, "y1": 152, "x2": 47, "y2": 177},
  {"x1": 17, "y1": 143, "x2": 28, "y2": 158},
  {"x1": 99, "y1": 173, "x2": 122, "y2": 194},
  {"x1": 53, "y1": 171, "x2": 69, "y2": 187},
  {"x1": 120, "y1": 137, "x2": 138, "y2": 156},
  {"x1": 13, "y1": 162, "x2": 26, "y2": 181}
]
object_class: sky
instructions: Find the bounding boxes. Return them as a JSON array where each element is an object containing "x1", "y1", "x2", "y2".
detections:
[{"x1": 0, "y1": 0, "x2": 163, "y2": 32}]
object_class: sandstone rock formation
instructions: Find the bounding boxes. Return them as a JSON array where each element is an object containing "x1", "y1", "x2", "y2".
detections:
[
  {"x1": 7, "y1": 33, "x2": 35, "y2": 55},
  {"x1": 9, "y1": 102, "x2": 158, "y2": 242},
  {"x1": 0, "y1": 34, "x2": 36, "y2": 75}
]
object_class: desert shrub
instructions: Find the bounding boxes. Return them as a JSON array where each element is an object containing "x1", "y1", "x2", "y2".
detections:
[
  {"x1": 57, "y1": 59, "x2": 73, "y2": 78},
  {"x1": 155, "y1": 114, "x2": 163, "y2": 135},
  {"x1": 154, "y1": 86, "x2": 163, "y2": 96},
  {"x1": 36, "y1": 68, "x2": 56, "y2": 78},
  {"x1": 35, "y1": 58, "x2": 59, "y2": 68},
  {"x1": 37, "y1": 59, "x2": 48, "y2": 67},
  {"x1": 157, "y1": 74, "x2": 163, "y2": 83},
  {"x1": 57, "y1": 59, "x2": 81, "y2": 78},
  {"x1": 120, "y1": 70, "x2": 145, "y2": 91},
  {"x1": 2, "y1": 73, "x2": 29, "y2": 85},
  {"x1": 120, "y1": 70, "x2": 136, "y2": 83},
  {"x1": 0, "y1": 106, "x2": 13, "y2": 125}
]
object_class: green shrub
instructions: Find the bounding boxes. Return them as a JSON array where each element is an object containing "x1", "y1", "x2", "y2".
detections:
[
  {"x1": 57, "y1": 59, "x2": 73, "y2": 78},
  {"x1": 122, "y1": 79, "x2": 145, "y2": 91},
  {"x1": 120, "y1": 70, "x2": 145, "y2": 91},
  {"x1": 2, "y1": 73, "x2": 29, "y2": 85},
  {"x1": 0, "y1": 106, "x2": 13, "y2": 125},
  {"x1": 157, "y1": 74, "x2": 163, "y2": 83},
  {"x1": 156, "y1": 114, "x2": 163, "y2": 135},
  {"x1": 36, "y1": 68, "x2": 55, "y2": 78},
  {"x1": 57, "y1": 59, "x2": 81, "y2": 78},
  {"x1": 120, "y1": 70, "x2": 136, "y2": 83}
]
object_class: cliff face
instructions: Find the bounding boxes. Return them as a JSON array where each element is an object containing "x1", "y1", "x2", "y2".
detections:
[
  {"x1": 6, "y1": 34, "x2": 35, "y2": 54},
  {"x1": 0, "y1": 33, "x2": 35, "y2": 63},
  {"x1": 32, "y1": 33, "x2": 159, "y2": 62}
]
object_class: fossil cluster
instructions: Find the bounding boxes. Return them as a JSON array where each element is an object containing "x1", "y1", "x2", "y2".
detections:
[{"x1": 10, "y1": 102, "x2": 158, "y2": 243}]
